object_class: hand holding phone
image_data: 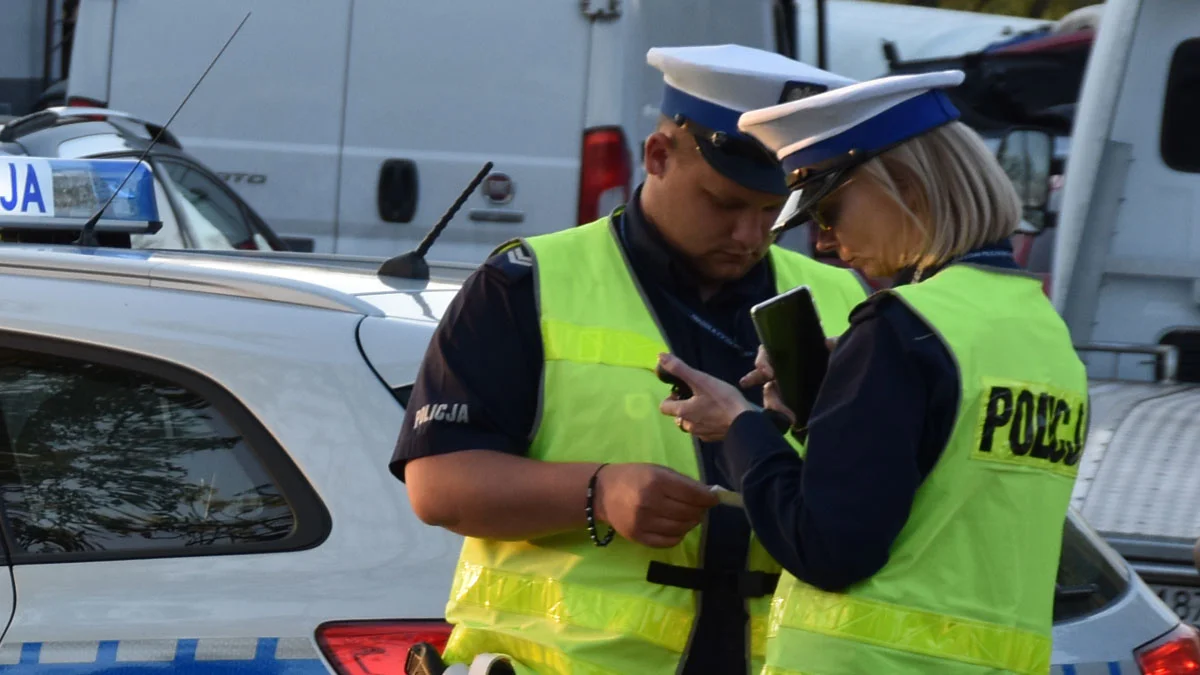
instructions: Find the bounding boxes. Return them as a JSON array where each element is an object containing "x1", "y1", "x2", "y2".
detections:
[{"x1": 749, "y1": 286, "x2": 828, "y2": 431}]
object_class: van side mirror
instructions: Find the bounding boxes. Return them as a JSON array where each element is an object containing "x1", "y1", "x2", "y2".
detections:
[{"x1": 996, "y1": 128, "x2": 1054, "y2": 231}]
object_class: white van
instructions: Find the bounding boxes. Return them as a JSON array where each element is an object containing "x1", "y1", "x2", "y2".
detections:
[{"x1": 65, "y1": 0, "x2": 791, "y2": 262}]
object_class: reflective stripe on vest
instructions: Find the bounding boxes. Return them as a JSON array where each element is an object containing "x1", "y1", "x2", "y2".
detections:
[
  {"x1": 447, "y1": 561, "x2": 772, "y2": 662},
  {"x1": 450, "y1": 561, "x2": 694, "y2": 653},
  {"x1": 769, "y1": 582, "x2": 1051, "y2": 673},
  {"x1": 443, "y1": 217, "x2": 868, "y2": 675},
  {"x1": 763, "y1": 264, "x2": 1088, "y2": 675}
]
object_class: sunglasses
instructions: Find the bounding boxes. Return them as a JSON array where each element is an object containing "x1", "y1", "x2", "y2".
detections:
[
  {"x1": 811, "y1": 195, "x2": 844, "y2": 232},
  {"x1": 772, "y1": 167, "x2": 856, "y2": 236}
]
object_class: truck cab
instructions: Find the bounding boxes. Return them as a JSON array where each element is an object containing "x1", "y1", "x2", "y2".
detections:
[{"x1": 998, "y1": 0, "x2": 1200, "y2": 632}]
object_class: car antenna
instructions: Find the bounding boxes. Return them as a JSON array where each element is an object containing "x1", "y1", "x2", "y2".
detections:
[
  {"x1": 75, "y1": 11, "x2": 252, "y2": 247},
  {"x1": 378, "y1": 161, "x2": 493, "y2": 280}
]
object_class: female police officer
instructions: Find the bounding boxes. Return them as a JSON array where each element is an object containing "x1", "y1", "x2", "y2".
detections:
[{"x1": 657, "y1": 70, "x2": 1090, "y2": 674}]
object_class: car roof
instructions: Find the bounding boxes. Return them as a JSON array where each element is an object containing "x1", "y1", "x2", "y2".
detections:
[
  {"x1": 0, "y1": 109, "x2": 190, "y2": 161},
  {"x1": 1, "y1": 110, "x2": 289, "y2": 251},
  {"x1": 0, "y1": 245, "x2": 470, "y2": 323},
  {"x1": 3, "y1": 119, "x2": 190, "y2": 161}
]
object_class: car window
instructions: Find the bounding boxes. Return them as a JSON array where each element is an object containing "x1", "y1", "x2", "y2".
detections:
[
  {"x1": 0, "y1": 346, "x2": 305, "y2": 557},
  {"x1": 156, "y1": 159, "x2": 259, "y2": 250},
  {"x1": 56, "y1": 134, "x2": 136, "y2": 159},
  {"x1": 1054, "y1": 513, "x2": 1130, "y2": 622},
  {"x1": 1161, "y1": 329, "x2": 1200, "y2": 383},
  {"x1": 129, "y1": 171, "x2": 187, "y2": 250},
  {"x1": 1161, "y1": 38, "x2": 1200, "y2": 173}
]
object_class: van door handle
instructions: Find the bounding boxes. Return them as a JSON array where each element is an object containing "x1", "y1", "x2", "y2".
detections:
[
  {"x1": 378, "y1": 159, "x2": 418, "y2": 223},
  {"x1": 279, "y1": 236, "x2": 315, "y2": 252}
]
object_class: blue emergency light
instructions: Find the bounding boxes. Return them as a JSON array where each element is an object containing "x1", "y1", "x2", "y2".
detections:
[{"x1": 0, "y1": 157, "x2": 162, "y2": 234}]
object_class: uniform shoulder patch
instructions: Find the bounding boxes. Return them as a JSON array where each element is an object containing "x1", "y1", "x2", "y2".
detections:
[{"x1": 485, "y1": 241, "x2": 535, "y2": 283}]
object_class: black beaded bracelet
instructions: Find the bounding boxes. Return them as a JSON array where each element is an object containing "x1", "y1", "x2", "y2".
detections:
[{"x1": 587, "y1": 463, "x2": 615, "y2": 547}]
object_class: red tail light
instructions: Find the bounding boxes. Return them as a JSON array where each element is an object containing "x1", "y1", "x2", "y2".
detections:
[
  {"x1": 1136, "y1": 623, "x2": 1200, "y2": 674},
  {"x1": 65, "y1": 96, "x2": 107, "y2": 108},
  {"x1": 63, "y1": 97, "x2": 108, "y2": 121},
  {"x1": 315, "y1": 620, "x2": 452, "y2": 675},
  {"x1": 577, "y1": 127, "x2": 631, "y2": 225}
]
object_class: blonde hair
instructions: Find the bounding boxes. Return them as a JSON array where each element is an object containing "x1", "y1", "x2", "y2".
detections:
[{"x1": 857, "y1": 121, "x2": 1021, "y2": 270}]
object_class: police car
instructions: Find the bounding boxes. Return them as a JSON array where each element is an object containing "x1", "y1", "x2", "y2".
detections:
[
  {"x1": 0, "y1": 108, "x2": 289, "y2": 251},
  {"x1": 0, "y1": 156, "x2": 1192, "y2": 675}
]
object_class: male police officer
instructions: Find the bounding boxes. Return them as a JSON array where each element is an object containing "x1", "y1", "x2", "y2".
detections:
[{"x1": 391, "y1": 45, "x2": 868, "y2": 675}]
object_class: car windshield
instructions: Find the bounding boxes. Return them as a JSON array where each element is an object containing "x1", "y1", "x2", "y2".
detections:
[{"x1": 1055, "y1": 511, "x2": 1131, "y2": 622}]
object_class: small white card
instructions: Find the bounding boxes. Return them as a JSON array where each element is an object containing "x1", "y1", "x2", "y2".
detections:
[{"x1": 710, "y1": 485, "x2": 745, "y2": 508}]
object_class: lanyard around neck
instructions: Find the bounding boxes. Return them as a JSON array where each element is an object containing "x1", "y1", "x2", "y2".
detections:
[{"x1": 615, "y1": 211, "x2": 757, "y2": 360}]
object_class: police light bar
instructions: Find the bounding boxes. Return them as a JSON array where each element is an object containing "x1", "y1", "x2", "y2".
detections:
[{"x1": 0, "y1": 157, "x2": 162, "y2": 234}]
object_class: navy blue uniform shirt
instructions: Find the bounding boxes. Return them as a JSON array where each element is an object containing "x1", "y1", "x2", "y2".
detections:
[
  {"x1": 718, "y1": 244, "x2": 1021, "y2": 591},
  {"x1": 392, "y1": 184, "x2": 828, "y2": 674}
]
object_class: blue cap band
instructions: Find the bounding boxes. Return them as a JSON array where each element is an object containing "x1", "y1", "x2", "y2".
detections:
[
  {"x1": 781, "y1": 89, "x2": 961, "y2": 174},
  {"x1": 660, "y1": 83, "x2": 752, "y2": 140}
]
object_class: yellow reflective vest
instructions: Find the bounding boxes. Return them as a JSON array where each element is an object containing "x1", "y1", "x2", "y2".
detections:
[
  {"x1": 441, "y1": 215, "x2": 868, "y2": 675},
  {"x1": 763, "y1": 264, "x2": 1089, "y2": 675}
]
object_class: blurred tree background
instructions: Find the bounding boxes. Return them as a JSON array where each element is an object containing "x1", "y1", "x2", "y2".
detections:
[{"x1": 870, "y1": 0, "x2": 1101, "y2": 20}]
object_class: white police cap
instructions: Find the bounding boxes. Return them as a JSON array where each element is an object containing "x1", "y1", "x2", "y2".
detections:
[
  {"x1": 647, "y1": 44, "x2": 856, "y2": 195},
  {"x1": 738, "y1": 70, "x2": 966, "y2": 188}
]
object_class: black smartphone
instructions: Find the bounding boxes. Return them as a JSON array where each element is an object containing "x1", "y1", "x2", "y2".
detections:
[
  {"x1": 656, "y1": 362, "x2": 693, "y2": 399},
  {"x1": 749, "y1": 285, "x2": 828, "y2": 430}
]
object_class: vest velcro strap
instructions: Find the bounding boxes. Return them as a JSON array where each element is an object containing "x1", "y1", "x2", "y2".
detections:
[
  {"x1": 542, "y1": 318, "x2": 665, "y2": 370},
  {"x1": 647, "y1": 561, "x2": 780, "y2": 598},
  {"x1": 773, "y1": 584, "x2": 1052, "y2": 675}
]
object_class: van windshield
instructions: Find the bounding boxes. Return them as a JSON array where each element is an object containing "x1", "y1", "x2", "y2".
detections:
[{"x1": 1054, "y1": 512, "x2": 1130, "y2": 622}]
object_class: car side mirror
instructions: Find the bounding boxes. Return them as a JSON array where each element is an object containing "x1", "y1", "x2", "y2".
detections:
[
  {"x1": 1194, "y1": 536, "x2": 1200, "y2": 573},
  {"x1": 996, "y1": 128, "x2": 1054, "y2": 231}
]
